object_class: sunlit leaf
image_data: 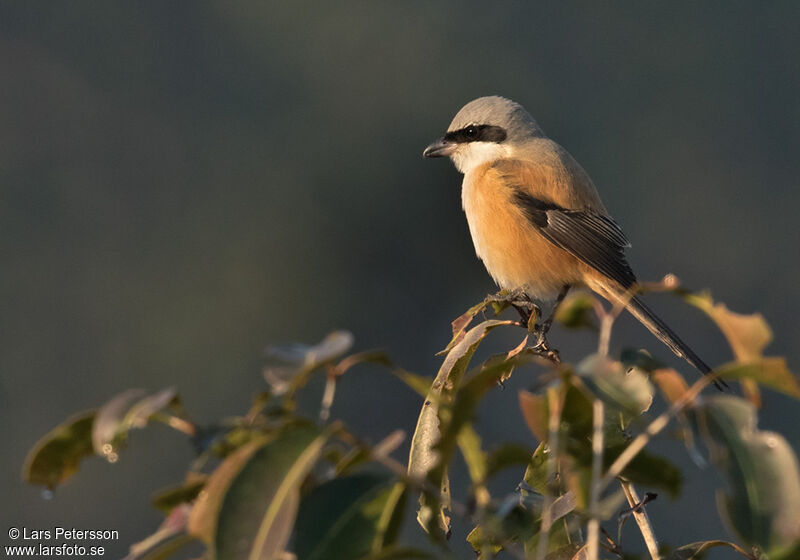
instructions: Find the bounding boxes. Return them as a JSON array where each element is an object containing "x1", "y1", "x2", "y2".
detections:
[
  {"x1": 330, "y1": 350, "x2": 392, "y2": 376},
  {"x1": 408, "y1": 319, "x2": 514, "y2": 536},
  {"x1": 92, "y1": 388, "x2": 180, "y2": 460},
  {"x1": 22, "y1": 411, "x2": 96, "y2": 489},
  {"x1": 466, "y1": 525, "x2": 503, "y2": 558},
  {"x1": 519, "y1": 390, "x2": 548, "y2": 442},
  {"x1": 295, "y1": 474, "x2": 406, "y2": 560},
  {"x1": 684, "y1": 292, "x2": 772, "y2": 361},
  {"x1": 697, "y1": 396, "x2": 800, "y2": 557},
  {"x1": 188, "y1": 437, "x2": 269, "y2": 544},
  {"x1": 440, "y1": 299, "x2": 498, "y2": 355},
  {"x1": 265, "y1": 331, "x2": 354, "y2": 395},
  {"x1": 717, "y1": 358, "x2": 800, "y2": 400},
  {"x1": 266, "y1": 331, "x2": 354, "y2": 365},
  {"x1": 188, "y1": 425, "x2": 330, "y2": 560},
  {"x1": 652, "y1": 368, "x2": 690, "y2": 403},
  {"x1": 92, "y1": 389, "x2": 147, "y2": 454}
]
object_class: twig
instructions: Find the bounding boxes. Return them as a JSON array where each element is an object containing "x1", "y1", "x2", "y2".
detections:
[
  {"x1": 620, "y1": 480, "x2": 660, "y2": 559},
  {"x1": 151, "y1": 413, "x2": 197, "y2": 437},
  {"x1": 587, "y1": 399, "x2": 605, "y2": 560},
  {"x1": 536, "y1": 387, "x2": 563, "y2": 560},
  {"x1": 599, "y1": 373, "x2": 713, "y2": 490},
  {"x1": 319, "y1": 371, "x2": 337, "y2": 423},
  {"x1": 595, "y1": 285, "x2": 638, "y2": 356}
]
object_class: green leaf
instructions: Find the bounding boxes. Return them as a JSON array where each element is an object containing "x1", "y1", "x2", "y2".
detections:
[
  {"x1": 577, "y1": 354, "x2": 653, "y2": 418},
  {"x1": 466, "y1": 526, "x2": 503, "y2": 558},
  {"x1": 521, "y1": 379, "x2": 681, "y2": 498},
  {"x1": 624, "y1": 451, "x2": 683, "y2": 499},
  {"x1": 524, "y1": 517, "x2": 573, "y2": 558},
  {"x1": 408, "y1": 319, "x2": 514, "y2": 536},
  {"x1": 265, "y1": 331, "x2": 354, "y2": 396},
  {"x1": 151, "y1": 474, "x2": 208, "y2": 514},
  {"x1": 188, "y1": 425, "x2": 330, "y2": 560},
  {"x1": 523, "y1": 442, "x2": 550, "y2": 495},
  {"x1": 666, "y1": 539, "x2": 752, "y2": 560},
  {"x1": 295, "y1": 474, "x2": 407, "y2": 560},
  {"x1": 362, "y1": 547, "x2": 438, "y2": 560},
  {"x1": 123, "y1": 504, "x2": 196, "y2": 560},
  {"x1": 545, "y1": 544, "x2": 585, "y2": 560},
  {"x1": 717, "y1": 358, "x2": 800, "y2": 400},
  {"x1": 22, "y1": 411, "x2": 95, "y2": 490},
  {"x1": 457, "y1": 425, "x2": 488, "y2": 484},
  {"x1": 553, "y1": 292, "x2": 598, "y2": 331},
  {"x1": 485, "y1": 443, "x2": 534, "y2": 480},
  {"x1": 697, "y1": 396, "x2": 800, "y2": 557},
  {"x1": 92, "y1": 388, "x2": 179, "y2": 459},
  {"x1": 620, "y1": 348, "x2": 665, "y2": 373}
]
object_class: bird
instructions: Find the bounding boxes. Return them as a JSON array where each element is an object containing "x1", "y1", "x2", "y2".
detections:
[{"x1": 423, "y1": 95, "x2": 722, "y2": 387}]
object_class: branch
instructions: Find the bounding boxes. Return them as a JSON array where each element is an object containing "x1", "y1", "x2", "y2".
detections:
[
  {"x1": 599, "y1": 373, "x2": 714, "y2": 490},
  {"x1": 536, "y1": 386, "x2": 563, "y2": 560},
  {"x1": 620, "y1": 480, "x2": 660, "y2": 560},
  {"x1": 587, "y1": 399, "x2": 605, "y2": 560}
]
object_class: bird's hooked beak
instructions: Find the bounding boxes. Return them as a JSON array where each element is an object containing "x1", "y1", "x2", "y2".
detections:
[{"x1": 423, "y1": 137, "x2": 456, "y2": 158}]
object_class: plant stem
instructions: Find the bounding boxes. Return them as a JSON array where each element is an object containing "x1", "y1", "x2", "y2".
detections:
[
  {"x1": 151, "y1": 413, "x2": 197, "y2": 437},
  {"x1": 587, "y1": 399, "x2": 605, "y2": 560},
  {"x1": 536, "y1": 386, "x2": 563, "y2": 560},
  {"x1": 620, "y1": 480, "x2": 660, "y2": 560},
  {"x1": 599, "y1": 374, "x2": 713, "y2": 490}
]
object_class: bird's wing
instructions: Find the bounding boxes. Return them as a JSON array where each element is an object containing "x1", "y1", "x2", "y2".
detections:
[{"x1": 491, "y1": 159, "x2": 637, "y2": 288}]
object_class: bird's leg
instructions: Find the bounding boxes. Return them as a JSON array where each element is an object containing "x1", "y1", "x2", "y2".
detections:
[
  {"x1": 536, "y1": 286, "x2": 570, "y2": 340},
  {"x1": 485, "y1": 289, "x2": 539, "y2": 326},
  {"x1": 530, "y1": 286, "x2": 570, "y2": 363}
]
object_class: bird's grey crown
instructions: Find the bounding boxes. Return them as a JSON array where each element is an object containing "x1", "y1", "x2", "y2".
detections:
[{"x1": 447, "y1": 96, "x2": 545, "y2": 141}]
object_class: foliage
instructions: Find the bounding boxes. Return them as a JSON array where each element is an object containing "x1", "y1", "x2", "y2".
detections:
[{"x1": 22, "y1": 285, "x2": 800, "y2": 559}]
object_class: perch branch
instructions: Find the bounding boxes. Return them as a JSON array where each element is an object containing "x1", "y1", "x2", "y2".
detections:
[
  {"x1": 587, "y1": 399, "x2": 605, "y2": 560},
  {"x1": 620, "y1": 480, "x2": 660, "y2": 559}
]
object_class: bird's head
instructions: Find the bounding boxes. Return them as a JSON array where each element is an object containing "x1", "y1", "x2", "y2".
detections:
[{"x1": 423, "y1": 96, "x2": 544, "y2": 173}]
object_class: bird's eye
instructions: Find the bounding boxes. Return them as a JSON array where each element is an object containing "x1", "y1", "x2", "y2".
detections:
[{"x1": 465, "y1": 125, "x2": 478, "y2": 139}]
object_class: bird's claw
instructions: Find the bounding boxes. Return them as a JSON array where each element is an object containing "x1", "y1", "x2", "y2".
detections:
[{"x1": 530, "y1": 329, "x2": 561, "y2": 364}]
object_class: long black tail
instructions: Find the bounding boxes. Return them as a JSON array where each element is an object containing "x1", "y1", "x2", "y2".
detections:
[{"x1": 626, "y1": 295, "x2": 727, "y2": 390}]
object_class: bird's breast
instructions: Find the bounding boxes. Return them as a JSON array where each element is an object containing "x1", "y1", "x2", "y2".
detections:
[{"x1": 461, "y1": 164, "x2": 583, "y2": 302}]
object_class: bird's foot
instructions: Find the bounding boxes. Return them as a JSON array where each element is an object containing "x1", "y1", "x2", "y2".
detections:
[
  {"x1": 529, "y1": 326, "x2": 561, "y2": 364},
  {"x1": 484, "y1": 289, "x2": 541, "y2": 328}
]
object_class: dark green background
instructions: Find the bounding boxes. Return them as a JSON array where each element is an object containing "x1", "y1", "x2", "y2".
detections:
[{"x1": 2, "y1": 3, "x2": 798, "y2": 557}]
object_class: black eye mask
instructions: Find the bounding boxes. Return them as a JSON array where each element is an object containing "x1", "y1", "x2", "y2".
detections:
[{"x1": 444, "y1": 124, "x2": 507, "y2": 144}]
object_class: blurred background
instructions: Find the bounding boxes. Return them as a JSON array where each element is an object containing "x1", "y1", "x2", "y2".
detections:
[{"x1": 2, "y1": 2, "x2": 798, "y2": 557}]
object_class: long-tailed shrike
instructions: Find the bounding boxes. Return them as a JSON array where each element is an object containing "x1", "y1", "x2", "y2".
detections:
[{"x1": 424, "y1": 95, "x2": 720, "y2": 386}]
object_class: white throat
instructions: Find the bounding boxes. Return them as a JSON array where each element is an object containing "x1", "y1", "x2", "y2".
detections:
[{"x1": 450, "y1": 142, "x2": 511, "y2": 174}]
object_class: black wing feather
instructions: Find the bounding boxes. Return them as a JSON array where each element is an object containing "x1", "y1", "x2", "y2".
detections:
[{"x1": 513, "y1": 190, "x2": 637, "y2": 288}]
